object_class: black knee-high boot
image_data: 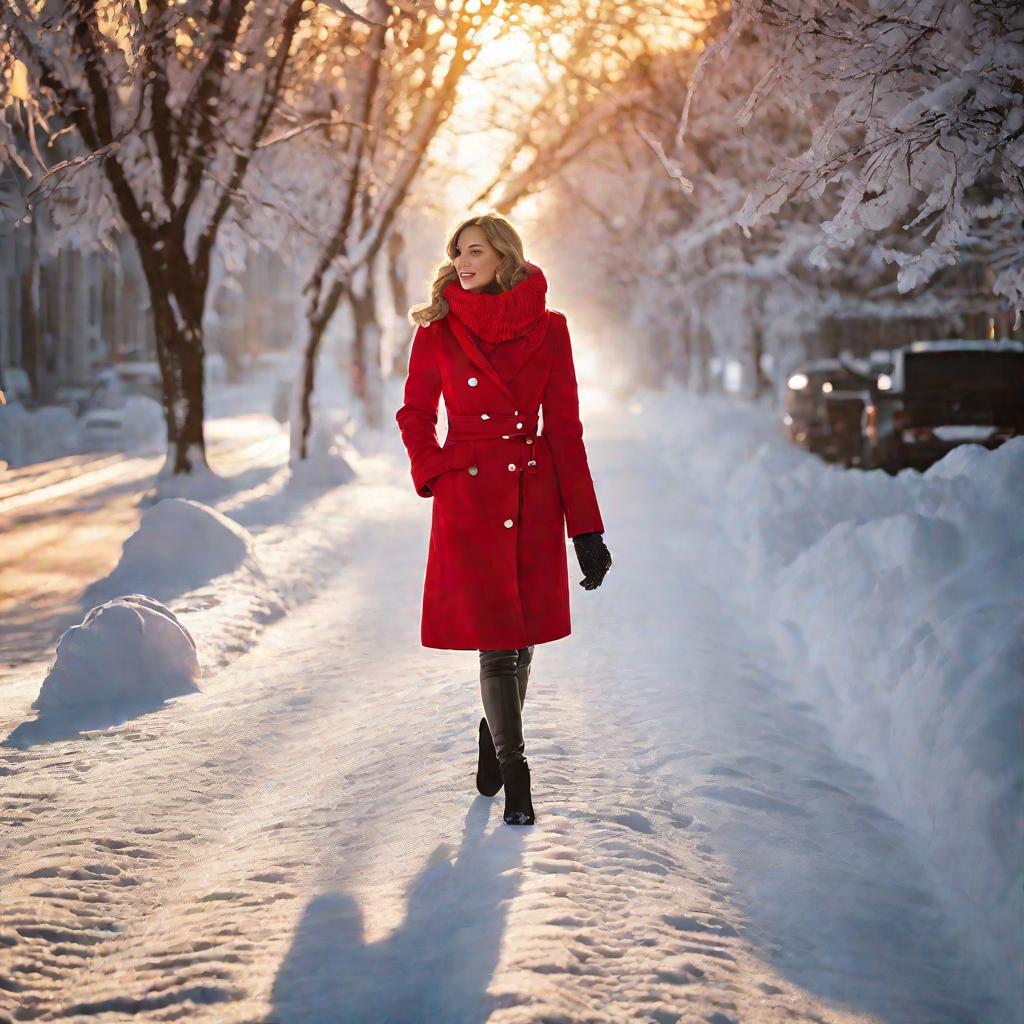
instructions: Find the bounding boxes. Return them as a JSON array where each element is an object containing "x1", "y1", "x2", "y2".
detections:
[
  {"x1": 477, "y1": 647, "x2": 535, "y2": 824},
  {"x1": 476, "y1": 646, "x2": 533, "y2": 797},
  {"x1": 516, "y1": 644, "x2": 534, "y2": 706}
]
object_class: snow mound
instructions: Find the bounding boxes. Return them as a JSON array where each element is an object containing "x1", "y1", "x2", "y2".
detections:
[
  {"x1": 82, "y1": 497, "x2": 285, "y2": 673},
  {"x1": 87, "y1": 497, "x2": 261, "y2": 603},
  {"x1": 0, "y1": 402, "x2": 82, "y2": 467},
  {"x1": 33, "y1": 595, "x2": 201, "y2": 711},
  {"x1": 149, "y1": 463, "x2": 238, "y2": 503},
  {"x1": 113, "y1": 395, "x2": 165, "y2": 446},
  {"x1": 759, "y1": 440, "x2": 1024, "y2": 1017},
  {"x1": 289, "y1": 426, "x2": 357, "y2": 487},
  {"x1": 0, "y1": 397, "x2": 165, "y2": 467}
]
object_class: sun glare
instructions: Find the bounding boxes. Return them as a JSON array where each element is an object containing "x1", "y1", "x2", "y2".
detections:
[
  {"x1": 436, "y1": 4, "x2": 707, "y2": 217},
  {"x1": 438, "y1": 23, "x2": 544, "y2": 216}
]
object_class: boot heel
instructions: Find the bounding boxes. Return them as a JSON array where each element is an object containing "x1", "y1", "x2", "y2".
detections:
[{"x1": 501, "y1": 759, "x2": 536, "y2": 825}]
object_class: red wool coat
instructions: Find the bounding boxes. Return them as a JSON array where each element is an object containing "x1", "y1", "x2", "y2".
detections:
[{"x1": 396, "y1": 263, "x2": 605, "y2": 650}]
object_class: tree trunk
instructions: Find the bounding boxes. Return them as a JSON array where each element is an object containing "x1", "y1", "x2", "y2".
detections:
[
  {"x1": 678, "y1": 315, "x2": 693, "y2": 387},
  {"x1": 386, "y1": 231, "x2": 413, "y2": 380},
  {"x1": 349, "y1": 269, "x2": 383, "y2": 429},
  {"x1": 388, "y1": 230, "x2": 409, "y2": 312},
  {"x1": 147, "y1": 274, "x2": 209, "y2": 475},
  {"x1": 749, "y1": 313, "x2": 768, "y2": 401},
  {"x1": 19, "y1": 224, "x2": 42, "y2": 401},
  {"x1": 695, "y1": 323, "x2": 712, "y2": 394},
  {"x1": 177, "y1": 336, "x2": 207, "y2": 472},
  {"x1": 293, "y1": 314, "x2": 328, "y2": 463}
]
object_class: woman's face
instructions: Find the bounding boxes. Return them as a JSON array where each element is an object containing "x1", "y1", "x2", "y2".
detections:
[{"x1": 453, "y1": 226, "x2": 501, "y2": 293}]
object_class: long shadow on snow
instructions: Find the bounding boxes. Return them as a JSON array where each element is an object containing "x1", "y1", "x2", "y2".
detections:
[{"x1": 268, "y1": 799, "x2": 526, "y2": 1024}]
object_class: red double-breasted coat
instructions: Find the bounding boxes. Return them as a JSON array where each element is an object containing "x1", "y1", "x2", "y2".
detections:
[{"x1": 396, "y1": 263, "x2": 604, "y2": 650}]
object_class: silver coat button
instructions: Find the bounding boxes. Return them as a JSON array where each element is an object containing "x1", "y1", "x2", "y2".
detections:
[
  {"x1": 528, "y1": 460, "x2": 536, "y2": 466},
  {"x1": 502, "y1": 434, "x2": 510, "y2": 439},
  {"x1": 480, "y1": 413, "x2": 489, "y2": 420},
  {"x1": 526, "y1": 438, "x2": 533, "y2": 444},
  {"x1": 468, "y1": 465, "x2": 478, "y2": 475},
  {"x1": 508, "y1": 463, "x2": 516, "y2": 471},
  {"x1": 503, "y1": 518, "x2": 513, "y2": 528},
  {"x1": 516, "y1": 422, "x2": 523, "y2": 429},
  {"x1": 467, "y1": 376, "x2": 478, "y2": 386},
  {"x1": 514, "y1": 410, "x2": 519, "y2": 414}
]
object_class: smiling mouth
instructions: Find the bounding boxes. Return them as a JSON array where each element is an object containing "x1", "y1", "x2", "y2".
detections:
[{"x1": 460, "y1": 272, "x2": 476, "y2": 279}]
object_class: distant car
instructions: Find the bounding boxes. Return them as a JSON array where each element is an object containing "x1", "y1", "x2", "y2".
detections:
[
  {"x1": 54, "y1": 384, "x2": 95, "y2": 417},
  {"x1": 861, "y1": 339, "x2": 1024, "y2": 472},
  {"x1": 107, "y1": 361, "x2": 164, "y2": 404},
  {"x1": 80, "y1": 395, "x2": 164, "y2": 452},
  {"x1": 81, "y1": 362, "x2": 163, "y2": 418},
  {"x1": 783, "y1": 358, "x2": 874, "y2": 462},
  {"x1": 80, "y1": 407, "x2": 131, "y2": 451}
]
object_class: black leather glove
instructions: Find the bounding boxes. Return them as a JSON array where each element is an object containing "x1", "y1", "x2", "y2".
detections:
[{"x1": 572, "y1": 531, "x2": 612, "y2": 590}]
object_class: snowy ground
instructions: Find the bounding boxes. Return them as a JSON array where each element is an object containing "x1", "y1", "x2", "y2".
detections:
[
  {"x1": 0, "y1": 379, "x2": 1017, "y2": 1023},
  {"x1": 0, "y1": 376, "x2": 287, "y2": 664}
]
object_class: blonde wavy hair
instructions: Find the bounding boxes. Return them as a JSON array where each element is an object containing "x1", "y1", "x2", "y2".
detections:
[{"x1": 408, "y1": 213, "x2": 533, "y2": 327}]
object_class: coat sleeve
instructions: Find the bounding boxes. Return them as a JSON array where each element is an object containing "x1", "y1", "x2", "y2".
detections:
[
  {"x1": 395, "y1": 323, "x2": 450, "y2": 498},
  {"x1": 541, "y1": 312, "x2": 605, "y2": 538}
]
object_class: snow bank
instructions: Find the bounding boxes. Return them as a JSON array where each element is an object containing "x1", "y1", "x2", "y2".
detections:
[
  {"x1": 79, "y1": 394, "x2": 165, "y2": 452},
  {"x1": 646, "y1": 389, "x2": 1023, "y2": 1018},
  {"x1": 0, "y1": 402, "x2": 82, "y2": 467},
  {"x1": 33, "y1": 595, "x2": 200, "y2": 711},
  {"x1": 759, "y1": 442, "x2": 1023, "y2": 957},
  {"x1": 82, "y1": 497, "x2": 284, "y2": 671},
  {"x1": 87, "y1": 497, "x2": 264, "y2": 602},
  {"x1": 149, "y1": 463, "x2": 239, "y2": 503},
  {"x1": 288, "y1": 426, "x2": 357, "y2": 487},
  {"x1": 118, "y1": 394, "x2": 165, "y2": 441},
  {"x1": 0, "y1": 396, "x2": 164, "y2": 467}
]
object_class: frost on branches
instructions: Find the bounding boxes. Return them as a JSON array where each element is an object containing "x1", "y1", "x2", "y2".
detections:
[
  {"x1": 705, "y1": 0, "x2": 1024, "y2": 323},
  {"x1": 0, "y1": 1, "x2": 311, "y2": 474}
]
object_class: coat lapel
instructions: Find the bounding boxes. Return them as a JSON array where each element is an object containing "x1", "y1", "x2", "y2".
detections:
[
  {"x1": 445, "y1": 312, "x2": 552, "y2": 408},
  {"x1": 445, "y1": 314, "x2": 519, "y2": 407},
  {"x1": 495, "y1": 313, "x2": 552, "y2": 381}
]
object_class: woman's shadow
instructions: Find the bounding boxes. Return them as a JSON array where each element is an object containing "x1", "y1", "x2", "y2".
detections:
[{"x1": 268, "y1": 798, "x2": 527, "y2": 1023}]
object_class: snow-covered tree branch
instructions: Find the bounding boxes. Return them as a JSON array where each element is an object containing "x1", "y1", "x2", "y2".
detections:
[{"x1": 1, "y1": 0, "x2": 311, "y2": 475}]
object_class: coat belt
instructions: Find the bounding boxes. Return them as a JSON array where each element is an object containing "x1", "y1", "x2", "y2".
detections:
[{"x1": 445, "y1": 410, "x2": 541, "y2": 475}]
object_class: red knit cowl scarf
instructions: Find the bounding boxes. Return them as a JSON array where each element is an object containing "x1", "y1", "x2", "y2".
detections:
[{"x1": 443, "y1": 262, "x2": 549, "y2": 354}]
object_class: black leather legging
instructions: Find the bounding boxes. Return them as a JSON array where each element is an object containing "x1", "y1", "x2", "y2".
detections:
[{"x1": 478, "y1": 645, "x2": 534, "y2": 769}]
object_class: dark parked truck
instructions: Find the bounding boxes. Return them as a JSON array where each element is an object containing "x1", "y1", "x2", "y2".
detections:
[
  {"x1": 783, "y1": 357, "x2": 883, "y2": 465},
  {"x1": 861, "y1": 340, "x2": 1024, "y2": 472},
  {"x1": 823, "y1": 352, "x2": 895, "y2": 467}
]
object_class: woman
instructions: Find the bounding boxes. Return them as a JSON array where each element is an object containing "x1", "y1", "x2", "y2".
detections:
[{"x1": 395, "y1": 213, "x2": 613, "y2": 826}]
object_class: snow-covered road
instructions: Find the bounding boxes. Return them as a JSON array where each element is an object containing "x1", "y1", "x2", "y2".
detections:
[{"x1": 0, "y1": 394, "x2": 1006, "y2": 1023}]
